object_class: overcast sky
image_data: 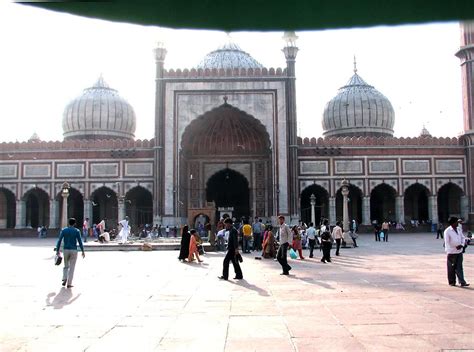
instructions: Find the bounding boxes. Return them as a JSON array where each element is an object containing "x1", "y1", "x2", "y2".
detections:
[{"x1": 0, "y1": 2, "x2": 464, "y2": 142}]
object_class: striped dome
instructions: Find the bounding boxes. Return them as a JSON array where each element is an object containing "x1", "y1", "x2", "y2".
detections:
[
  {"x1": 322, "y1": 70, "x2": 395, "y2": 137},
  {"x1": 62, "y1": 77, "x2": 136, "y2": 140},
  {"x1": 196, "y1": 42, "x2": 263, "y2": 70}
]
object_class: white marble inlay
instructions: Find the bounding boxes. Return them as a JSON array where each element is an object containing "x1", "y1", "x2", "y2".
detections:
[
  {"x1": 436, "y1": 159, "x2": 463, "y2": 173},
  {"x1": 125, "y1": 163, "x2": 153, "y2": 177},
  {"x1": 57, "y1": 164, "x2": 84, "y2": 177},
  {"x1": 369, "y1": 160, "x2": 396, "y2": 173},
  {"x1": 300, "y1": 161, "x2": 328, "y2": 174},
  {"x1": 335, "y1": 160, "x2": 363, "y2": 174},
  {"x1": 91, "y1": 163, "x2": 119, "y2": 177},
  {"x1": 403, "y1": 160, "x2": 430, "y2": 173},
  {"x1": 0, "y1": 164, "x2": 17, "y2": 178},
  {"x1": 24, "y1": 164, "x2": 51, "y2": 178}
]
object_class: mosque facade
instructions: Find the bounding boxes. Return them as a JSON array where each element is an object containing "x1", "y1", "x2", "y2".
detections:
[{"x1": 0, "y1": 23, "x2": 473, "y2": 233}]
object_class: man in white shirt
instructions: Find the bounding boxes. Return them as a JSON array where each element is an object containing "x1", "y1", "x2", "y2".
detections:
[
  {"x1": 276, "y1": 215, "x2": 292, "y2": 275},
  {"x1": 118, "y1": 216, "x2": 130, "y2": 244},
  {"x1": 306, "y1": 222, "x2": 317, "y2": 258},
  {"x1": 444, "y1": 216, "x2": 469, "y2": 287}
]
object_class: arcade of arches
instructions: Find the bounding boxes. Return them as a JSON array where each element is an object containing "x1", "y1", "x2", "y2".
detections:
[{"x1": 300, "y1": 182, "x2": 465, "y2": 227}]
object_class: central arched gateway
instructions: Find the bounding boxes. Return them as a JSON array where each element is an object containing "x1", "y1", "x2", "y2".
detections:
[
  {"x1": 206, "y1": 168, "x2": 250, "y2": 220},
  {"x1": 180, "y1": 102, "x2": 273, "y2": 222}
]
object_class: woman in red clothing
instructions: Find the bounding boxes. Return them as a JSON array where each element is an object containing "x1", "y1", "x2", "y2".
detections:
[
  {"x1": 291, "y1": 225, "x2": 305, "y2": 260},
  {"x1": 188, "y1": 229, "x2": 203, "y2": 262}
]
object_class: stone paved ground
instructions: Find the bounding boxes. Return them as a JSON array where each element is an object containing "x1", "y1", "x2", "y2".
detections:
[{"x1": 0, "y1": 233, "x2": 473, "y2": 352}]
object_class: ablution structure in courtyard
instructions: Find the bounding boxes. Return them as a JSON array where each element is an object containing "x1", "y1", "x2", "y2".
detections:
[{"x1": 0, "y1": 23, "x2": 473, "y2": 233}]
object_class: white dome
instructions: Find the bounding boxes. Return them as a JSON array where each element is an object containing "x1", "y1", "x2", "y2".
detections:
[
  {"x1": 196, "y1": 42, "x2": 264, "y2": 70},
  {"x1": 322, "y1": 71, "x2": 395, "y2": 137},
  {"x1": 62, "y1": 77, "x2": 136, "y2": 140}
]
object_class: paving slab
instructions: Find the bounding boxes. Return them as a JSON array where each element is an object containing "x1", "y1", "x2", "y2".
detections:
[{"x1": 0, "y1": 233, "x2": 472, "y2": 351}]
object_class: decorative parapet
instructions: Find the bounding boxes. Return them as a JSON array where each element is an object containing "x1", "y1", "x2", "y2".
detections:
[
  {"x1": 163, "y1": 67, "x2": 286, "y2": 78},
  {"x1": 297, "y1": 136, "x2": 462, "y2": 147},
  {"x1": 0, "y1": 138, "x2": 155, "y2": 152}
]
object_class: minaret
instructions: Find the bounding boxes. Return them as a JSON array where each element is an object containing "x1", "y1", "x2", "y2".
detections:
[
  {"x1": 282, "y1": 32, "x2": 299, "y2": 220},
  {"x1": 456, "y1": 21, "x2": 474, "y2": 226},
  {"x1": 153, "y1": 42, "x2": 167, "y2": 225}
]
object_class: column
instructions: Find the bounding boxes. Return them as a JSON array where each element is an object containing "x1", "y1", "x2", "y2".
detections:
[
  {"x1": 15, "y1": 200, "x2": 26, "y2": 229},
  {"x1": 118, "y1": 197, "x2": 125, "y2": 222},
  {"x1": 310, "y1": 193, "x2": 316, "y2": 225},
  {"x1": 461, "y1": 195, "x2": 469, "y2": 221},
  {"x1": 282, "y1": 32, "x2": 299, "y2": 219},
  {"x1": 342, "y1": 194, "x2": 349, "y2": 232},
  {"x1": 362, "y1": 196, "x2": 370, "y2": 225},
  {"x1": 329, "y1": 197, "x2": 336, "y2": 225},
  {"x1": 83, "y1": 199, "x2": 92, "y2": 224},
  {"x1": 61, "y1": 192, "x2": 69, "y2": 228},
  {"x1": 428, "y1": 195, "x2": 438, "y2": 224},
  {"x1": 49, "y1": 199, "x2": 59, "y2": 229},
  {"x1": 153, "y1": 43, "x2": 167, "y2": 224},
  {"x1": 395, "y1": 196, "x2": 405, "y2": 224}
]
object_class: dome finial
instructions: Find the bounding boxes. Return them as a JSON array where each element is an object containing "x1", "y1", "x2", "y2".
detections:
[{"x1": 353, "y1": 55, "x2": 358, "y2": 74}]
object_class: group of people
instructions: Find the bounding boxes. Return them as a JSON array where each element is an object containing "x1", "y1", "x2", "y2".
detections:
[
  {"x1": 373, "y1": 220, "x2": 390, "y2": 242},
  {"x1": 54, "y1": 214, "x2": 469, "y2": 289}
]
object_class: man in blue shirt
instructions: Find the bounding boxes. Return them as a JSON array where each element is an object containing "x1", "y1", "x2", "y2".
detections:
[{"x1": 56, "y1": 218, "x2": 85, "y2": 288}]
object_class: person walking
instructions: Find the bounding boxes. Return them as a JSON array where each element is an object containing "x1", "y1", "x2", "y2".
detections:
[
  {"x1": 320, "y1": 219, "x2": 332, "y2": 263},
  {"x1": 242, "y1": 220, "x2": 252, "y2": 253},
  {"x1": 219, "y1": 218, "x2": 243, "y2": 280},
  {"x1": 332, "y1": 221, "x2": 344, "y2": 256},
  {"x1": 178, "y1": 225, "x2": 190, "y2": 262},
  {"x1": 276, "y1": 215, "x2": 293, "y2": 275},
  {"x1": 382, "y1": 220, "x2": 390, "y2": 242},
  {"x1": 436, "y1": 222, "x2": 444, "y2": 239},
  {"x1": 188, "y1": 229, "x2": 203, "y2": 262},
  {"x1": 118, "y1": 216, "x2": 130, "y2": 244},
  {"x1": 306, "y1": 222, "x2": 317, "y2": 258},
  {"x1": 291, "y1": 225, "x2": 305, "y2": 259},
  {"x1": 252, "y1": 217, "x2": 262, "y2": 251},
  {"x1": 262, "y1": 225, "x2": 276, "y2": 259},
  {"x1": 444, "y1": 217, "x2": 469, "y2": 287},
  {"x1": 55, "y1": 218, "x2": 85, "y2": 288}
]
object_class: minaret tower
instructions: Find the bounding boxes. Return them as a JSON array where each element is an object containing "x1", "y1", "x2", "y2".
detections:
[
  {"x1": 153, "y1": 42, "x2": 167, "y2": 224},
  {"x1": 282, "y1": 31, "x2": 299, "y2": 221},
  {"x1": 456, "y1": 21, "x2": 474, "y2": 226}
]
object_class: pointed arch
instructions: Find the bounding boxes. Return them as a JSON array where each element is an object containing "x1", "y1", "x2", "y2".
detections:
[
  {"x1": 0, "y1": 188, "x2": 16, "y2": 229},
  {"x1": 336, "y1": 184, "x2": 363, "y2": 224},
  {"x1": 404, "y1": 183, "x2": 429, "y2": 222},
  {"x1": 56, "y1": 187, "x2": 84, "y2": 229},
  {"x1": 91, "y1": 186, "x2": 118, "y2": 228},
  {"x1": 437, "y1": 182, "x2": 463, "y2": 222},
  {"x1": 370, "y1": 183, "x2": 396, "y2": 223},
  {"x1": 300, "y1": 184, "x2": 329, "y2": 226},
  {"x1": 125, "y1": 186, "x2": 153, "y2": 227},
  {"x1": 23, "y1": 188, "x2": 50, "y2": 228}
]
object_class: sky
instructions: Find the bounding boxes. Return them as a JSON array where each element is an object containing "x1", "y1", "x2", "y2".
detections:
[{"x1": 0, "y1": 2, "x2": 465, "y2": 142}]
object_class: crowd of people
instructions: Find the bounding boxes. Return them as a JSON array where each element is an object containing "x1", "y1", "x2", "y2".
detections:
[{"x1": 53, "y1": 213, "x2": 470, "y2": 289}]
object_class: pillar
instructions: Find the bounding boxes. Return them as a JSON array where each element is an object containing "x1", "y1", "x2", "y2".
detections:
[
  {"x1": 118, "y1": 197, "x2": 126, "y2": 222},
  {"x1": 362, "y1": 196, "x2": 370, "y2": 225},
  {"x1": 153, "y1": 42, "x2": 167, "y2": 225},
  {"x1": 61, "y1": 192, "x2": 69, "y2": 228},
  {"x1": 15, "y1": 200, "x2": 26, "y2": 229},
  {"x1": 456, "y1": 22, "x2": 474, "y2": 227},
  {"x1": 282, "y1": 32, "x2": 299, "y2": 219},
  {"x1": 83, "y1": 199, "x2": 92, "y2": 225},
  {"x1": 461, "y1": 195, "x2": 469, "y2": 221},
  {"x1": 329, "y1": 197, "x2": 336, "y2": 225},
  {"x1": 310, "y1": 193, "x2": 316, "y2": 225},
  {"x1": 428, "y1": 195, "x2": 438, "y2": 224},
  {"x1": 341, "y1": 184, "x2": 350, "y2": 232},
  {"x1": 396, "y1": 196, "x2": 405, "y2": 224},
  {"x1": 49, "y1": 199, "x2": 59, "y2": 229}
]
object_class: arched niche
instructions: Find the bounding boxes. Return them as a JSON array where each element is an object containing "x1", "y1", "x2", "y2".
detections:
[
  {"x1": 56, "y1": 187, "x2": 84, "y2": 228},
  {"x1": 125, "y1": 186, "x2": 153, "y2": 228},
  {"x1": 370, "y1": 183, "x2": 396, "y2": 223},
  {"x1": 23, "y1": 188, "x2": 50, "y2": 228},
  {"x1": 300, "y1": 184, "x2": 329, "y2": 226},
  {"x1": 404, "y1": 183, "x2": 430, "y2": 222},
  {"x1": 336, "y1": 184, "x2": 363, "y2": 224},
  {"x1": 437, "y1": 182, "x2": 463, "y2": 222},
  {"x1": 0, "y1": 188, "x2": 16, "y2": 229},
  {"x1": 91, "y1": 186, "x2": 118, "y2": 229}
]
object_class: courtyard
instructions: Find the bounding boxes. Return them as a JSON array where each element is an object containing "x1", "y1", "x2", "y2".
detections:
[{"x1": 0, "y1": 233, "x2": 472, "y2": 351}]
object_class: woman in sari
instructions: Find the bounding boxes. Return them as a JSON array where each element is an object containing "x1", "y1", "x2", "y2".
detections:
[
  {"x1": 178, "y1": 225, "x2": 190, "y2": 262},
  {"x1": 292, "y1": 225, "x2": 305, "y2": 259},
  {"x1": 262, "y1": 225, "x2": 276, "y2": 258},
  {"x1": 188, "y1": 229, "x2": 203, "y2": 262}
]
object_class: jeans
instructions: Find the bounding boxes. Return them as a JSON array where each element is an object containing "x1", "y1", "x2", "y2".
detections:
[
  {"x1": 277, "y1": 243, "x2": 291, "y2": 274},
  {"x1": 335, "y1": 238, "x2": 341, "y2": 255},
  {"x1": 243, "y1": 236, "x2": 251, "y2": 253},
  {"x1": 383, "y1": 229, "x2": 389, "y2": 242},
  {"x1": 447, "y1": 253, "x2": 467, "y2": 285},
  {"x1": 82, "y1": 229, "x2": 88, "y2": 242},
  {"x1": 62, "y1": 250, "x2": 78, "y2": 285},
  {"x1": 253, "y1": 233, "x2": 262, "y2": 251},
  {"x1": 308, "y1": 238, "x2": 316, "y2": 257},
  {"x1": 321, "y1": 242, "x2": 331, "y2": 262}
]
